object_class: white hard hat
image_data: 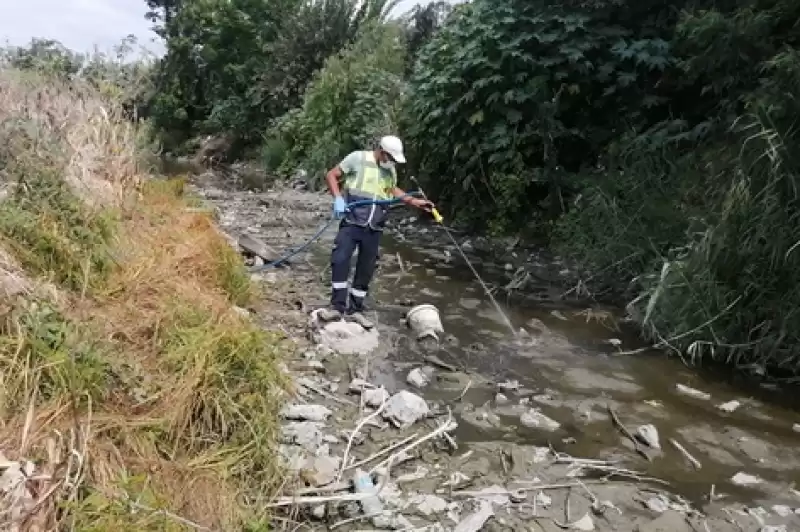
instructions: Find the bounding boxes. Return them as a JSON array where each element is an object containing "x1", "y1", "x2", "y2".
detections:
[{"x1": 379, "y1": 135, "x2": 406, "y2": 164}]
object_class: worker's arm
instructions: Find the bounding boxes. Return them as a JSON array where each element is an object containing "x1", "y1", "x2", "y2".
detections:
[
  {"x1": 325, "y1": 166, "x2": 343, "y2": 197},
  {"x1": 393, "y1": 187, "x2": 432, "y2": 211}
]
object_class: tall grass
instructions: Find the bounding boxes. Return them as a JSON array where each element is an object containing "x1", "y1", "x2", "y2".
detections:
[
  {"x1": 629, "y1": 114, "x2": 800, "y2": 375},
  {"x1": 0, "y1": 69, "x2": 289, "y2": 528}
]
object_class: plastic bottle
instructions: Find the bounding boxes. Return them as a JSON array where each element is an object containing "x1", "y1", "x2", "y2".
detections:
[{"x1": 352, "y1": 468, "x2": 386, "y2": 524}]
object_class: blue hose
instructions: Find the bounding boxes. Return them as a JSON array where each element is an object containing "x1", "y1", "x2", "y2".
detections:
[{"x1": 248, "y1": 192, "x2": 419, "y2": 272}]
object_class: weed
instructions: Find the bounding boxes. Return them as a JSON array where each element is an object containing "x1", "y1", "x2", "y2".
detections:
[{"x1": 0, "y1": 163, "x2": 116, "y2": 291}]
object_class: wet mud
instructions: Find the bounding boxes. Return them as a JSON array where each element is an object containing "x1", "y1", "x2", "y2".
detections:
[{"x1": 195, "y1": 177, "x2": 800, "y2": 531}]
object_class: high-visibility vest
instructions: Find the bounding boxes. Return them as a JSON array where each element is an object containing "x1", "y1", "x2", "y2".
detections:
[{"x1": 343, "y1": 151, "x2": 397, "y2": 229}]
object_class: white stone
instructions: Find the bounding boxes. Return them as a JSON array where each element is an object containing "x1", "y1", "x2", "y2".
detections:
[
  {"x1": 413, "y1": 494, "x2": 448, "y2": 516},
  {"x1": 281, "y1": 422, "x2": 323, "y2": 451},
  {"x1": 718, "y1": 400, "x2": 741, "y2": 413},
  {"x1": 363, "y1": 387, "x2": 391, "y2": 408},
  {"x1": 407, "y1": 367, "x2": 431, "y2": 388},
  {"x1": 731, "y1": 472, "x2": 762, "y2": 486},
  {"x1": 383, "y1": 391, "x2": 430, "y2": 428},
  {"x1": 520, "y1": 409, "x2": 561, "y2": 431},
  {"x1": 636, "y1": 424, "x2": 661, "y2": 450}
]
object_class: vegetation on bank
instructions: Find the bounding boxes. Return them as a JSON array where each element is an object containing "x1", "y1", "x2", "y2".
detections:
[
  {"x1": 4, "y1": 0, "x2": 800, "y2": 398},
  {"x1": 0, "y1": 70, "x2": 288, "y2": 528}
]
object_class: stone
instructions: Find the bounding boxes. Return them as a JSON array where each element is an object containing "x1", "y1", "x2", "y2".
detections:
[
  {"x1": 407, "y1": 367, "x2": 433, "y2": 388},
  {"x1": 636, "y1": 424, "x2": 661, "y2": 450},
  {"x1": 363, "y1": 387, "x2": 391, "y2": 408},
  {"x1": 412, "y1": 494, "x2": 448, "y2": 516},
  {"x1": 520, "y1": 409, "x2": 561, "y2": 431},
  {"x1": 495, "y1": 393, "x2": 509, "y2": 405},
  {"x1": 717, "y1": 400, "x2": 741, "y2": 413},
  {"x1": 731, "y1": 472, "x2": 762, "y2": 486},
  {"x1": 383, "y1": 391, "x2": 430, "y2": 428},
  {"x1": 281, "y1": 422, "x2": 323, "y2": 451},
  {"x1": 311, "y1": 312, "x2": 380, "y2": 355},
  {"x1": 301, "y1": 455, "x2": 341, "y2": 486},
  {"x1": 280, "y1": 404, "x2": 332, "y2": 422}
]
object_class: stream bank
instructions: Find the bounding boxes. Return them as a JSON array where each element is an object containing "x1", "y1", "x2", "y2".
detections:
[{"x1": 193, "y1": 174, "x2": 800, "y2": 532}]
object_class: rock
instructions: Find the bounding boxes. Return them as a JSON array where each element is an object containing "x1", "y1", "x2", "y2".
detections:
[
  {"x1": 771, "y1": 505, "x2": 792, "y2": 517},
  {"x1": 454, "y1": 500, "x2": 494, "y2": 532},
  {"x1": 761, "y1": 527, "x2": 788, "y2": 532},
  {"x1": 301, "y1": 455, "x2": 341, "y2": 486},
  {"x1": 675, "y1": 384, "x2": 710, "y2": 400},
  {"x1": 717, "y1": 400, "x2": 741, "y2": 413},
  {"x1": 281, "y1": 422, "x2": 323, "y2": 451},
  {"x1": 793, "y1": 423, "x2": 800, "y2": 433},
  {"x1": 520, "y1": 409, "x2": 561, "y2": 431},
  {"x1": 495, "y1": 393, "x2": 509, "y2": 405},
  {"x1": 348, "y1": 378, "x2": 374, "y2": 393},
  {"x1": 363, "y1": 387, "x2": 390, "y2": 408},
  {"x1": 535, "y1": 491, "x2": 552, "y2": 507},
  {"x1": 645, "y1": 496, "x2": 669, "y2": 513},
  {"x1": 731, "y1": 472, "x2": 762, "y2": 485},
  {"x1": 383, "y1": 391, "x2": 430, "y2": 428},
  {"x1": 311, "y1": 505, "x2": 326, "y2": 519},
  {"x1": 407, "y1": 367, "x2": 434, "y2": 388},
  {"x1": 412, "y1": 494, "x2": 448, "y2": 516},
  {"x1": 280, "y1": 404, "x2": 332, "y2": 422},
  {"x1": 312, "y1": 316, "x2": 380, "y2": 355},
  {"x1": 237, "y1": 233, "x2": 280, "y2": 261},
  {"x1": 636, "y1": 424, "x2": 661, "y2": 450}
]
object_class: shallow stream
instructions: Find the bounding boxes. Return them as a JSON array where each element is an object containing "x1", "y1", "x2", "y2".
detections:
[{"x1": 306, "y1": 212, "x2": 800, "y2": 511}]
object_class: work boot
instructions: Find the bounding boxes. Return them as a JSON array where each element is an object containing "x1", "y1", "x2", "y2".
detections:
[
  {"x1": 317, "y1": 308, "x2": 342, "y2": 323},
  {"x1": 346, "y1": 312, "x2": 374, "y2": 330}
]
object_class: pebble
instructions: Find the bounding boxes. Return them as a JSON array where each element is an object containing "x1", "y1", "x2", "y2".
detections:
[
  {"x1": 731, "y1": 472, "x2": 762, "y2": 485},
  {"x1": 717, "y1": 400, "x2": 741, "y2": 413},
  {"x1": 383, "y1": 391, "x2": 430, "y2": 428},
  {"x1": 636, "y1": 424, "x2": 661, "y2": 450},
  {"x1": 520, "y1": 409, "x2": 561, "y2": 431},
  {"x1": 407, "y1": 367, "x2": 432, "y2": 388},
  {"x1": 495, "y1": 393, "x2": 509, "y2": 405}
]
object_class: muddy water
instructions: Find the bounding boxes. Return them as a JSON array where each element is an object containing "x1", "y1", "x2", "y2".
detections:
[{"x1": 308, "y1": 216, "x2": 800, "y2": 511}]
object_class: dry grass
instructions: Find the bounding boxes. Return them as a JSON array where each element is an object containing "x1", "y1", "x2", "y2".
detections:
[{"x1": 0, "y1": 69, "x2": 290, "y2": 530}]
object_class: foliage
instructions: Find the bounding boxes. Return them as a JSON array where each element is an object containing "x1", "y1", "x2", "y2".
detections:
[
  {"x1": 0, "y1": 70, "x2": 289, "y2": 528},
  {"x1": 404, "y1": 0, "x2": 676, "y2": 232},
  {"x1": 269, "y1": 22, "x2": 409, "y2": 185},
  {"x1": 149, "y1": 0, "x2": 396, "y2": 151}
]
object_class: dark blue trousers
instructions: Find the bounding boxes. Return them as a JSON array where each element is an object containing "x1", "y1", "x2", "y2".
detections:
[{"x1": 330, "y1": 223, "x2": 382, "y2": 313}]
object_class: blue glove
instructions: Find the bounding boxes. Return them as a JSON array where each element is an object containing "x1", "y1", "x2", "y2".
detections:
[{"x1": 333, "y1": 196, "x2": 347, "y2": 219}]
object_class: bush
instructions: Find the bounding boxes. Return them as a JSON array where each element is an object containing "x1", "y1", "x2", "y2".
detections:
[{"x1": 271, "y1": 22, "x2": 409, "y2": 186}]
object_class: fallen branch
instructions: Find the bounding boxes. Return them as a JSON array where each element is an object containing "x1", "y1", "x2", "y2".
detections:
[
  {"x1": 607, "y1": 405, "x2": 651, "y2": 461},
  {"x1": 669, "y1": 438, "x2": 702, "y2": 470}
]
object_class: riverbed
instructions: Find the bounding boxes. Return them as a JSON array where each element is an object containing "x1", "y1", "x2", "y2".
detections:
[{"x1": 197, "y1": 176, "x2": 800, "y2": 531}]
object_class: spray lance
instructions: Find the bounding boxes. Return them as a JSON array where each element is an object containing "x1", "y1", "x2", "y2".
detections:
[{"x1": 409, "y1": 176, "x2": 517, "y2": 337}]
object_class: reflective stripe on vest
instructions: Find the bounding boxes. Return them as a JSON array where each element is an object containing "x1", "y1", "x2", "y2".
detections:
[{"x1": 344, "y1": 151, "x2": 396, "y2": 201}]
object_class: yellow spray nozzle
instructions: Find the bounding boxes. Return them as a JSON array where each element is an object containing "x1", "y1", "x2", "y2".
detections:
[{"x1": 431, "y1": 208, "x2": 444, "y2": 224}]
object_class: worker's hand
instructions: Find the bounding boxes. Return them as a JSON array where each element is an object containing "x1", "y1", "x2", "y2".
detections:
[
  {"x1": 333, "y1": 196, "x2": 347, "y2": 218},
  {"x1": 410, "y1": 198, "x2": 434, "y2": 212}
]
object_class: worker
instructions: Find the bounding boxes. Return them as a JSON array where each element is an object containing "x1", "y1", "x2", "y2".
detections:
[{"x1": 318, "y1": 135, "x2": 433, "y2": 329}]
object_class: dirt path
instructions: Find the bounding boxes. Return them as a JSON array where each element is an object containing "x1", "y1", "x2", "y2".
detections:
[{"x1": 192, "y1": 178, "x2": 799, "y2": 532}]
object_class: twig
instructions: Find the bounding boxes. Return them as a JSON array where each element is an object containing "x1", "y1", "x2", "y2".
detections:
[
  {"x1": 370, "y1": 411, "x2": 457, "y2": 474},
  {"x1": 669, "y1": 438, "x2": 702, "y2": 470},
  {"x1": 344, "y1": 433, "x2": 418, "y2": 472},
  {"x1": 607, "y1": 405, "x2": 651, "y2": 461},
  {"x1": 336, "y1": 398, "x2": 389, "y2": 483},
  {"x1": 330, "y1": 511, "x2": 385, "y2": 530},
  {"x1": 296, "y1": 377, "x2": 355, "y2": 406}
]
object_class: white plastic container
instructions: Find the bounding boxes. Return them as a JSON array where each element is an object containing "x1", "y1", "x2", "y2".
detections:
[{"x1": 406, "y1": 304, "x2": 444, "y2": 340}]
